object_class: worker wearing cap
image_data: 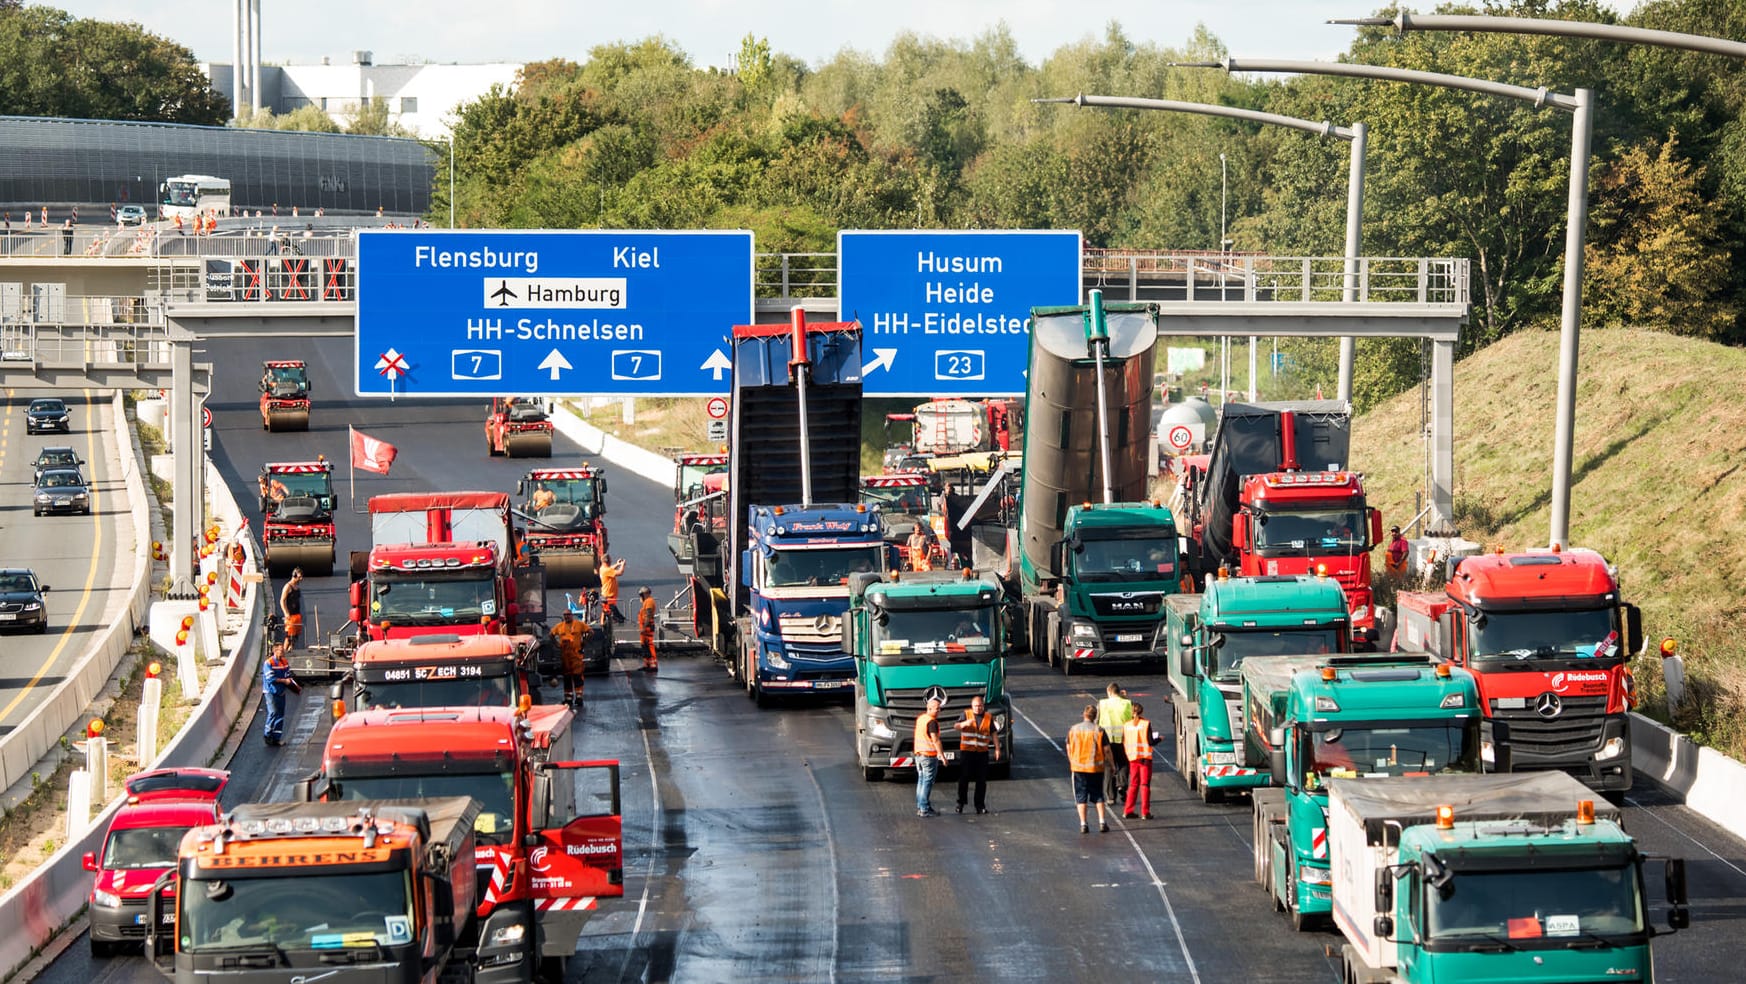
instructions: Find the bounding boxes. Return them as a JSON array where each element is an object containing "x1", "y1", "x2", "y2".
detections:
[
  {"x1": 1385, "y1": 525, "x2": 1409, "y2": 576},
  {"x1": 637, "y1": 586, "x2": 658, "y2": 672},
  {"x1": 552, "y1": 609, "x2": 591, "y2": 706},
  {"x1": 261, "y1": 641, "x2": 301, "y2": 746}
]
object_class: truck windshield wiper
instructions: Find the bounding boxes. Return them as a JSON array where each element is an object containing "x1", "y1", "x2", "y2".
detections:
[
  {"x1": 318, "y1": 942, "x2": 385, "y2": 963},
  {"x1": 1444, "y1": 931, "x2": 1518, "y2": 952}
]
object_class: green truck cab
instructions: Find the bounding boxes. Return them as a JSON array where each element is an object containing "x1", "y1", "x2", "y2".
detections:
[
  {"x1": 1164, "y1": 573, "x2": 1352, "y2": 802},
  {"x1": 1246, "y1": 653, "x2": 1482, "y2": 931},
  {"x1": 843, "y1": 570, "x2": 1012, "y2": 781},
  {"x1": 1330, "y1": 772, "x2": 1688, "y2": 984}
]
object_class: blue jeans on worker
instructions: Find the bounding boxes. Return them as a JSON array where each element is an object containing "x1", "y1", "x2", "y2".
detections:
[
  {"x1": 263, "y1": 686, "x2": 287, "y2": 741},
  {"x1": 915, "y1": 755, "x2": 939, "y2": 813}
]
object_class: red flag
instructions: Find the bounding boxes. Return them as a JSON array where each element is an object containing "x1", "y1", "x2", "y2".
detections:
[{"x1": 351, "y1": 427, "x2": 398, "y2": 475}]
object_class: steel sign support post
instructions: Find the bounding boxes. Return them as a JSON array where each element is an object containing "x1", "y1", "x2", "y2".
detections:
[{"x1": 1338, "y1": 122, "x2": 1367, "y2": 404}]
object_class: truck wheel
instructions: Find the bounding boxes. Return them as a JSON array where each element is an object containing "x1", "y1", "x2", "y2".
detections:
[
  {"x1": 1288, "y1": 871, "x2": 1313, "y2": 931},
  {"x1": 1185, "y1": 737, "x2": 1200, "y2": 794},
  {"x1": 862, "y1": 764, "x2": 884, "y2": 782},
  {"x1": 753, "y1": 679, "x2": 772, "y2": 709},
  {"x1": 1199, "y1": 777, "x2": 1221, "y2": 804}
]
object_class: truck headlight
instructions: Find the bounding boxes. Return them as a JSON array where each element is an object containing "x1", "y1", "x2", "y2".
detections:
[
  {"x1": 1480, "y1": 740, "x2": 1495, "y2": 764},
  {"x1": 91, "y1": 888, "x2": 121, "y2": 908},
  {"x1": 1350, "y1": 604, "x2": 1370, "y2": 623},
  {"x1": 868, "y1": 716, "x2": 896, "y2": 740},
  {"x1": 1299, "y1": 866, "x2": 1333, "y2": 886},
  {"x1": 488, "y1": 923, "x2": 527, "y2": 946},
  {"x1": 1069, "y1": 622, "x2": 1100, "y2": 643},
  {"x1": 1595, "y1": 737, "x2": 1627, "y2": 761},
  {"x1": 765, "y1": 648, "x2": 790, "y2": 670}
]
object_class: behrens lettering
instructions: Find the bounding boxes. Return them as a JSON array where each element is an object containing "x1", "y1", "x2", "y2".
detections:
[{"x1": 200, "y1": 848, "x2": 393, "y2": 868}]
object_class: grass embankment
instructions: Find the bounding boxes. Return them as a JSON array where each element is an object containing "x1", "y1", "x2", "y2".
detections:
[
  {"x1": 1352, "y1": 327, "x2": 1746, "y2": 755},
  {"x1": 564, "y1": 398, "x2": 710, "y2": 460}
]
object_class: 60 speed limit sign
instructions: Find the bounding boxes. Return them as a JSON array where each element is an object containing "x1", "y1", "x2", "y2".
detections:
[{"x1": 1166, "y1": 424, "x2": 1193, "y2": 452}]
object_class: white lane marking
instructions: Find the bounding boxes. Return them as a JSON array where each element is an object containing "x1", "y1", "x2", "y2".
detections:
[
  {"x1": 1626, "y1": 796, "x2": 1746, "y2": 879},
  {"x1": 800, "y1": 756, "x2": 841, "y2": 984},
  {"x1": 616, "y1": 661, "x2": 662, "y2": 983},
  {"x1": 1012, "y1": 702, "x2": 1203, "y2": 984},
  {"x1": 261, "y1": 697, "x2": 325, "y2": 801}
]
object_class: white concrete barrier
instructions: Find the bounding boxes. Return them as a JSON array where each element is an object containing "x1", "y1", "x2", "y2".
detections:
[
  {"x1": 0, "y1": 415, "x2": 265, "y2": 982},
  {"x1": 1630, "y1": 711, "x2": 1746, "y2": 843},
  {"x1": 550, "y1": 401, "x2": 675, "y2": 487}
]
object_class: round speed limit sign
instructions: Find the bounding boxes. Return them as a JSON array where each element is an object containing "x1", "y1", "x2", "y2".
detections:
[{"x1": 1167, "y1": 425, "x2": 1193, "y2": 452}]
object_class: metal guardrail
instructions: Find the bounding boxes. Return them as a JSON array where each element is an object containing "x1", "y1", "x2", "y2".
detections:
[{"x1": 1084, "y1": 251, "x2": 1469, "y2": 305}]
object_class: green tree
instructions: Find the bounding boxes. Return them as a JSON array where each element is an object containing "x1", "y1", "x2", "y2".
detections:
[
  {"x1": 0, "y1": 5, "x2": 228, "y2": 123},
  {"x1": 348, "y1": 95, "x2": 411, "y2": 137}
]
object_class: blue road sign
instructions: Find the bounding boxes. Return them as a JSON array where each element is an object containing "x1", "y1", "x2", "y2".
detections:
[
  {"x1": 355, "y1": 230, "x2": 752, "y2": 396},
  {"x1": 838, "y1": 230, "x2": 1081, "y2": 396}
]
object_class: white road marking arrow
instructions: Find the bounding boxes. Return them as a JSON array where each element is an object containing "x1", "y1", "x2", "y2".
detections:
[
  {"x1": 862, "y1": 348, "x2": 897, "y2": 376},
  {"x1": 538, "y1": 349, "x2": 573, "y2": 381},
  {"x1": 701, "y1": 348, "x2": 732, "y2": 381}
]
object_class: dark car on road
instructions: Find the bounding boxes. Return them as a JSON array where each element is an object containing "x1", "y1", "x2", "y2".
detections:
[
  {"x1": 0, "y1": 569, "x2": 49, "y2": 633},
  {"x1": 25, "y1": 397, "x2": 70, "y2": 434},
  {"x1": 34, "y1": 467, "x2": 91, "y2": 515},
  {"x1": 33, "y1": 446, "x2": 84, "y2": 483}
]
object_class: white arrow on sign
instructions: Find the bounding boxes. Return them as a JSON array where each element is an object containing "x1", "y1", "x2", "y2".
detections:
[
  {"x1": 537, "y1": 349, "x2": 573, "y2": 381},
  {"x1": 701, "y1": 349, "x2": 732, "y2": 381},
  {"x1": 862, "y1": 348, "x2": 897, "y2": 376}
]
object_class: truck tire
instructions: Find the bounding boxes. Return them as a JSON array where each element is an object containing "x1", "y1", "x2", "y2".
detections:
[
  {"x1": 1287, "y1": 866, "x2": 1313, "y2": 932},
  {"x1": 863, "y1": 764, "x2": 884, "y2": 782},
  {"x1": 537, "y1": 957, "x2": 567, "y2": 984}
]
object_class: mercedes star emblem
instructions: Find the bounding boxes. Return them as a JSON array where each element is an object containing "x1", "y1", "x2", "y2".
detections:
[
  {"x1": 1535, "y1": 692, "x2": 1564, "y2": 719},
  {"x1": 924, "y1": 685, "x2": 949, "y2": 708}
]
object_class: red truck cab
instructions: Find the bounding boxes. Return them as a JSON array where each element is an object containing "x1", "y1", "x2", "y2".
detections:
[
  {"x1": 1394, "y1": 547, "x2": 1642, "y2": 793},
  {"x1": 84, "y1": 767, "x2": 228, "y2": 957},
  {"x1": 1231, "y1": 470, "x2": 1382, "y2": 646}
]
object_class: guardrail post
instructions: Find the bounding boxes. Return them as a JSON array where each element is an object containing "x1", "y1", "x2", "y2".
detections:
[
  {"x1": 139, "y1": 665, "x2": 163, "y2": 765},
  {"x1": 85, "y1": 721, "x2": 109, "y2": 802},
  {"x1": 66, "y1": 770, "x2": 91, "y2": 839}
]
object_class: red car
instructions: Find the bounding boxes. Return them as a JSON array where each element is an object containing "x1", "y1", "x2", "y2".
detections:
[{"x1": 83, "y1": 767, "x2": 228, "y2": 957}]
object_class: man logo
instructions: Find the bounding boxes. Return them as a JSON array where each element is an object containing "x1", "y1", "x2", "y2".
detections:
[
  {"x1": 924, "y1": 685, "x2": 949, "y2": 709},
  {"x1": 1536, "y1": 692, "x2": 1564, "y2": 719}
]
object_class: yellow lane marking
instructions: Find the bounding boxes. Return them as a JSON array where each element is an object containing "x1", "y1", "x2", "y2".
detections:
[{"x1": 0, "y1": 393, "x2": 105, "y2": 723}]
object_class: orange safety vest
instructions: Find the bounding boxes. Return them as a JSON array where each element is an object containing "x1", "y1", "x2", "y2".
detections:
[
  {"x1": 638, "y1": 596, "x2": 657, "y2": 635},
  {"x1": 601, "y1": 563, "x2": 622, "y2": 601},
  {"x1": 1123, "y1": 717, "x2": 1154, "y2": 761},
  {"x1": 552, "y1": 618, "x2": 587, "y2": 658},
  {"x1": 914, "y1": 710, "x2": 941, "y2": 757},
  {"x1": 1067, "y1": 722, "x2": 1105, "y2": 773},
  {"x1": 958, "y1": 711, "x2": 996, "y2": 753}
]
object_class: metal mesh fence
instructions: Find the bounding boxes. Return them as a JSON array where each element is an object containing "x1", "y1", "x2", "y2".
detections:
[{"x1": 0, "y1": 116, "x2": 434, "y2": 215}]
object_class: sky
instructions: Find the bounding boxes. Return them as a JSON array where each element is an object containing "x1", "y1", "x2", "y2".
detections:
[{"x1": 47, "y1": 1, "x2": 1637, "y2": 71}]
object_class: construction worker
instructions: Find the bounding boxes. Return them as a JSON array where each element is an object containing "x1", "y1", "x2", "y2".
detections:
[
  {"x1": 1097, "y1": 682, "x2": 1134, "y2": 807},
  {"x1": 906, "y1": 526, "x2": 932, "y2": 572},
  {"x1": 600, "y1": 554, "x2": 626, "y2": 624},
  {"x1": 637, "y1": 586, "x2": 658, "y2": 672},
  {"x1": 261, "y1": 641, "x2": 301, "y2": 746},
  {"x1": 279, "y1": 568, "x2": 304, "y2": 649},
  {"x1": 531, "y1": 482, "x2": 556, "y2": 511},
  {"x1": 1068, "y1": 704, "x2": 1109, "y2": 833},
  {"x1": 551, "y1": 609, "x2": 590, "y2": 706},
  {"x1": 955, "y1": 694, "x2": 1000, "y2": 815},
  {"x1": 1385, "y1": 525, "x2": 1410, "y2": 576},
  {"x1": 1123, "y1": 702, "x2": 1159, "y2": 820},
  {"x1": 913, "y1": 696, "x2": 942, "y2": 817}
]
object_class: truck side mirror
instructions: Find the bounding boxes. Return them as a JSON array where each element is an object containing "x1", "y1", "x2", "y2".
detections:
[
  {"x1": 1232, "y1": 513, "x2": 1249, "y2": 551},
  {"x1": 1374, "y1": 868, "x2": 1394, "y2": 910},
  {"x1": 1050, "y1": 540, "x2": 1065, "y2": 574},
  {"x1": 1268, "y1": 726, "x2": 1287, "y2": 786},
  {"x1": 599, "y1": 477, "x2": 608, "y2": 496},
  {"x1": 1369, "y1": 508, "x2": 1383, "y2": 549},
  {"x1": 529, "y1": 770, "x2": 552, "y2": 830},
  {"x1": 840, "y1": 618, "x2": 854, "y2": 655},
  {"x1": 1177, "y1": 637, "x2": 1195, "y2": 679},
  {"x1": 1623, "y1": 603, "x2": 1644, "y2": 656},
  {"x1": 146, "y1": 876, "x2": 174, "y2": 966},
  {"x1": 740, "y1": 550, "x2": 752, "y2": 587},
  {"x1": 516, "y1": 479, "x2": 526, "y2": 496},
  {"x1": 1373, "y1": 914, "x2": 1395, "y2": 939}
]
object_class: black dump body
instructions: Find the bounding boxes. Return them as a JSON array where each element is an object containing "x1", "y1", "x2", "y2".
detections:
[
  {"x1": 1190, "y1": 400, "x2": 1350, "y2": 574},
  {"x1": 723, "y1": 320, "x2": 863, "y2": 613}
]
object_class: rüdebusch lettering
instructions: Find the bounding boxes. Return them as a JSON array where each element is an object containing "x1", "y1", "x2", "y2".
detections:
[
  {"x1": 566, "y1": 841, "x2": 618, "y2": 856},
  {"x1": 415, "y1": 245, "x2": 538, "y2": 274},
  {"x1": 506, "y1": 318, "x2": 645, "y2": 342}
]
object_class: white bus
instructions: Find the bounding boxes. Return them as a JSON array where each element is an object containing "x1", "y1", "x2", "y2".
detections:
[{"x1": 159, "y1": 175, "x2": 231, "y2": 222}]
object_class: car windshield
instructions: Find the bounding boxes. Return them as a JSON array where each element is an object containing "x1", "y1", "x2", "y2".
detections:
[
  {"x1": 39, "y1": 471, "x2": 82, "y2": 488},
  {"x1": 30, "y1": 400, "x2": 65, "y2": 413},
  {"x1": 1470, "y1": 608, "x2": 1621, "y2": 663},
  {"x1": 179, "y1": 870, "x2": 414, "y2": 952},
  {"x1": 1209, "y1": 628, "x2": 1340, "y2": 680},
  {"x1": 0, "y1": 574, "x2": 36, "y2": 592},
  {"x1": 1303, "y1": 722, "x2": 1479, "y2": 784},
  {"x1": 333, "y1": 769, "x2": 515, "y2": 842},
  {"x1": 102, "y1": 825, "x2": 195, "y2": 869},
  {"x1": 357, "y1": 673, "x2": 516, "y2": 711},
  {"x1": 1427, "y1": 864, "x2": 1645, "y2": 942},
  {"x1": 871, "y1": 607, "x2": 997, "y2": 662},
  {"x1": 764, "y1": 546, "x2": 883, "y2": 587},
  {"x1": 676, "y1": 464, "x2": 726, "y2": 501},
  {"x1": 532, "y1": 478, "x2": 598, "y2": 508},
  {"x1": 36, "y1": 451, "x2": 77, "y2": 468},
  {"x1": 1071, "y1": 536, "x2": 1178, "y2": 583},
  {"x1": 266, "y1": 366, "x2": 306, "y2": 386},
  {"x1": 371, "y1": 571, "x2": 497, "y2": 623},
  {"x1": 861, "y1": 486, "x2": 929, "y2": 515},
  {"x1": 1253, "y1": 508, "x2": 1369, "y2": 555}
]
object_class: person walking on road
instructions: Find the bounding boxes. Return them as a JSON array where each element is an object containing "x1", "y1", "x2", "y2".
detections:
[
  {"x1": 262, "y1": 641, "x2": 301, "y2": 746},
  {"x1": 637, "y1": 585, "x2": 659, "y2": 672},
  {"x1": 914, "y1": 696, "x2": 943, "y2": 817},
  {"x1": 955, "y1": 694, "x2": 1001, "y2": 814},
  {"x1": 1097, "y1": 682, "x2": 1134, "y2": 807},
  {"x1": 1385, "y1": 525, "x2": 1410, "y2": 577},
  {"x1": 279, "y1": 568, "x2": 305, "y2": 649},
  {"x1": 1123, "y1": 702, "x2": 1160, "y2": 820},
  {"x1": 552, "y1": 608, "x2": 591, "y2": 706},
  {"x1": 1068, "y1": 704, "x2": 1110, "y2": 833},
  {"x1": 600, "y1": 554, "x2": 626, "y2": 624}
]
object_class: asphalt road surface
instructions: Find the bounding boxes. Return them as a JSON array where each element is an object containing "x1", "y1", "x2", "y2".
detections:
[
  {"x1": 0, "y1": 390, "x2": 132, "y2": 741},
  {"x1": 34, "y1": 337, "x2": 1746, "y2": 982}
]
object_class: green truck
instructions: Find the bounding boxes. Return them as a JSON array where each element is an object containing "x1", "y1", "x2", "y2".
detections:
[
  {"x1": 1330, "y1": 772, "x2": 1688, "y2": 983},
  {"x1": 1246, "y1": 653, "x2": 1482, "y2": 931},
  {"x1": 1164, "y1": 572, "x2": 1353, "y2": 803},
  {"x1": 1017, "y1": 292, "x2": 1183, "y2": 674},
  {"x1": 844, "y1": 570, "x2": 1012, "y2": 781}
]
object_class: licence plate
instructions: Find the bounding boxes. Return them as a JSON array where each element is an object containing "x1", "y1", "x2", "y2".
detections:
[
  {"x1": 1113, "y1": 633, "x2": 1142, "y2": 643},
  {"x1": 0, "y1": 614, "x2": 15, "y2": 621},
  {"x1": 134, "y1": 914, "x2": 148, "y2": 925}
]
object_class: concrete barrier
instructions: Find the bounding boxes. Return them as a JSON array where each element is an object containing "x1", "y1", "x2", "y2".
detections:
[
  {"x1": 0, "y1": 391, "x2": 151, "y2": 795},
  {"x1": 1630, "y1": 711, "x2": 1746, "y2": 843},
  {"x1": 550, "y1": 401, "x2": 674, "y2": 487},
  {"x1": 0, "y1": 418, "x2": 264, "y2": 982}
]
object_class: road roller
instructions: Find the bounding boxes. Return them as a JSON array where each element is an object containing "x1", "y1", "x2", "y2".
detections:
[
  {"x1": 259, "y1": 459, "x2": 338, "y2": 576},
  {"x1": 517, "y1": 465, "x2": 608, "y2": 586},
  {"x1": 260, "y1": 360, "x2": 311, "y2": 431},
  {"x1": 486, "y1": 396, "x2": 554, "y2": 457}
]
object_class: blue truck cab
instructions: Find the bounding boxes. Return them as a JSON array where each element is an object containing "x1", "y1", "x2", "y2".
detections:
[{"x1": 741, "y1": 502, "x2": 888, "y2": 704}]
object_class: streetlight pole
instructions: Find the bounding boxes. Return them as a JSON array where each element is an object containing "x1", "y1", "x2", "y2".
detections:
[
  {"x1": 1219, "y1": 152, "x2": 1228, "y2": 251},
  {"x1": 1178, "y1": 57, "x2": 1588, "y2": 547}
]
